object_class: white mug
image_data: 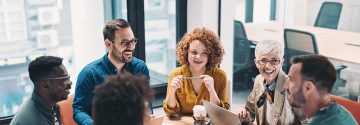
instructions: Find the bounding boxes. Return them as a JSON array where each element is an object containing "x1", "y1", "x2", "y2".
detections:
[{"x1": 193, "y1": 105, "x2": 206, "y2": 120}]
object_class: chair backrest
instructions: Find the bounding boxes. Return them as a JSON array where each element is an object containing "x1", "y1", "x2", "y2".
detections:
[
  {"x1": 233, "y1": 20, "x2": 251, "y2": 70},
  {"x1": 315, "y1": 2, "x2": 342, "y2": 29},
  {"x1": 57, "y1": 94, "x2": 77, "y2": 125},
  {"x1": 284, "y1": 28, "x2": 318, "y2": 73},
  {"x1": 330, "y1": 95, "x2": 360, "y2": 124}
]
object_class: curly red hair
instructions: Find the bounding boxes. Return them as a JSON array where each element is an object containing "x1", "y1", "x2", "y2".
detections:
[{"x1": 176, "y1": 27, "x2": 225, "y2": 68}]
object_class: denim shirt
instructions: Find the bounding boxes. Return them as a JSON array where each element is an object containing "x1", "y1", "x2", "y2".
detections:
[{"x1": 72, "y1": 53, "x2": 150, "y2": 125}]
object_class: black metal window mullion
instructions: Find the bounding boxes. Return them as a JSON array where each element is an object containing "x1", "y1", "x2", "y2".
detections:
[
  {"x1": 127, "y1": 0, "x2": 146, "y2": 61},
  {"x1": 176, "y1": 0, "x2": 187, "y2": 67}
]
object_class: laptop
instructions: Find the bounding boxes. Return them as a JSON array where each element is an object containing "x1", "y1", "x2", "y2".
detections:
[{"x1": 203, "y1": 100, "x2": 241, "y2": 125}]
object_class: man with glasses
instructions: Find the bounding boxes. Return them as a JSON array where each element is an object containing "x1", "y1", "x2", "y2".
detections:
[
  {"x1": 11, "y1": 56, "x2": 72, "y2": 125},
  {"x1": 239, "y1": 40, "x2": 306, "y2": 125},
  {"x1": 284, "y1": 55, "x2": 357, "y2": 125},
  {"x1": 73, "y1": 19, "x2": 150, "y2": 125}
]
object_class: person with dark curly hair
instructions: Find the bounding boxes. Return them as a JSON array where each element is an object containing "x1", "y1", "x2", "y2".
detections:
[
  {"x1": 163, "y1": 27, "x2": 229, "y2": 115},
  {"x1": 92, "y1": 72, "x2": 154, "y2": 125},
  {"x1": 11, "y1": 56, "x2": 72, "y2": 125}
]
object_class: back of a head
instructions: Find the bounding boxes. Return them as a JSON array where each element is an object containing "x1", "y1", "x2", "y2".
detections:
[
  {"x1": 28, "y1": 56, "x2": 63, "y2": 88},
  {"x1": 93, "y1": 72, "x2": 154, "y2": 125},
  {"x1": 291, "y1": 54, "x2": 336, "y2": 93},
  {"x1": 103, "y1": 19, "x2": 131, "y2": 41},
  {"x1": 255, "y1": 40, "x2": 284, "y2": 59}
]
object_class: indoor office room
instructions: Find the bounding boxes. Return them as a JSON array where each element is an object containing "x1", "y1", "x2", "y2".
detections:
[{"x1": 0, "y1": 0, "x2": 359, "y2": 125}]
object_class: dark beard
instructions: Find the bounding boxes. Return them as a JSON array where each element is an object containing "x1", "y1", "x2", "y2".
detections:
[{"x1": 111, "y1": 48, "x2": 126, "y2": 63}]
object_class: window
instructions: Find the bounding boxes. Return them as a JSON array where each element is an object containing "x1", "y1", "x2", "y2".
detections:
[
  {"x1": 144, "y1": 0, "x2": 176, "y2": 86},
  {"x1": 0, "y1": 0, "x2": 74, "y2": 118},
  {"x1": 103, "y1": 0, "x2": 127, "y2": 21}
]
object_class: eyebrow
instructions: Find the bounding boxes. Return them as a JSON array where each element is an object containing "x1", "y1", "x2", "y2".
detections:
[{"x1": 190, "y1": 49, "x2": 208, "y2": 52}]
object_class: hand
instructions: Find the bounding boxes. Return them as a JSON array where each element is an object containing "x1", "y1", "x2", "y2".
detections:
[
  {"x1": 200, "y1": 75, "x2": 215, "y2": 92},
  {"x1": 169, "y1": 75, "x2": 183, "y2": 94},
  {"x1": 239, "y1": 108, "x2": 250, "y2": 123}
]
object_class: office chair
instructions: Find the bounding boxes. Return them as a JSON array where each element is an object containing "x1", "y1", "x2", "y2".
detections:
[
  {"x1": 58, "y1": 94, "x2": 77, "y2": 125},
  {"x1": 284, "y1": 28, "x2": 347, "y2": 95},
  {"x1": 314, "y1": 2, "x2": 342, "y2": 29},
  {"x1": 330, "y1": 95, "x2": 360, "y2": 124},
  {"x1": 233, "y1": 20, "x2": 258, "y2": 89}
]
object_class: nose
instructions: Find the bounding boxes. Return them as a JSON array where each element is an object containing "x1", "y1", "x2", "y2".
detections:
[
  {"x1": 284, "y1": 79, "x2": 289, "y2": 89},
  {"x1": 195, "y1": 54, "x2": 202, "y2": 58},
  {"x1": 66, "y1": 80, "x2": 73, "y2": 86}
]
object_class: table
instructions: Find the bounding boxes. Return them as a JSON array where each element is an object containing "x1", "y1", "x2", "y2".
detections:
[
  {"x1": 244, "y1": 21, "x2": 360, "y2": 64},
  {"x1": 150, "y1": 116, "x2": 194, "y2": 125}
]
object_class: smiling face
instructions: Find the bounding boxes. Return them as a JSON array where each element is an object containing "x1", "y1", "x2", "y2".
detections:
[
  {"x1": 47, "y1": 65, "x2": 72, "y2": 102},
  {"x1": 254, "y1": 51, "x2": 284, "y2": 83},
  {"x1": 188, "y1": 40, "x2": 209, "y2": 70},
  {"x1": 284, "y1": 63, "x2": 306, "y2": 108},
  {"x1": 107, "y1": 27, "x2": 135, "y2": 64}
]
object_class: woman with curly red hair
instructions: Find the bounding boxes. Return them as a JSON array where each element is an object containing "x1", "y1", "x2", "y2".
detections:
[{"x1": 163, "y1": 27, "x2": 229, "y2": 115}]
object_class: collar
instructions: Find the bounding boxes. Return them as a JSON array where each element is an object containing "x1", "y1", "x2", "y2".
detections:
[
  {"x1": 32, "y1": 92, "x2": 59, "y2": 121},
  {"x1": 181, "y1": 65, "x2": 214, "y2": 77},
  {"x1": 264, "y1": 75, "x2": 278, "y2": 92},
  {"x1": 103, "y1": 53, "x2": 129, "y2": 74}
]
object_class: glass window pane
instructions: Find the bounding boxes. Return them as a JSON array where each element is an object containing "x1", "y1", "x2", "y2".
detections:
[
  {"x1": 0, "y1": 0, "x2": 75, "y2": 118},
  {"x1": 103, "y1": 0, "x2": 127, "y2": 21},
  {"x1": 144, "y1": 0, "x2": 176, "y2": 86}
]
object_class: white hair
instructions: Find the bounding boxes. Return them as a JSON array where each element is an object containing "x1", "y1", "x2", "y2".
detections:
[{"x1": 254, "y1": 40, "x2": 284, "y2": 59}]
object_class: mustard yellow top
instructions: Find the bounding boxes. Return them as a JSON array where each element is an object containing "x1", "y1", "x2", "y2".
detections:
[{"x1": 163, "y1": 65, "x2": 229, "y2": 115}]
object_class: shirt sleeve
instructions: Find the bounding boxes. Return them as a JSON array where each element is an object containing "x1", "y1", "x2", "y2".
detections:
[
  {"x1": 72, "y1": 68, "x2": 94, "y2": 125},
  {"x1": 163, "y1": 71, "x2": 181, "y2": 115},
  {"x1": 245, "y1": 75, "x2": 262, "y2": 123},
  {"x1": 216, "y1": 72, "x2": 230, "y2": 109}
]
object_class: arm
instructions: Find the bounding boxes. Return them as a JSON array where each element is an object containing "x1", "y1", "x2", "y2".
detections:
[
  {"x1": 72, "y1": 69, "x2": 94, "y2": 125},
  {"x1": 163, "y1": 72, "x2": 183, "y2": 115},
  {"x1": 202, "y1": 69, "x2": 229, "y2": 109},
  {"x1": 242, "y1": 75, "x2": 262, "y2": 123},
  {"x1": 212, "y1": 74, "x2": 230, "y2": 109}
]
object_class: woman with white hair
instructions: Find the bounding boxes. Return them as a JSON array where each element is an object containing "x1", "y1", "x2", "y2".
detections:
[{"x1": 238, "y1": 40, "x2": 306, "y2": 125}]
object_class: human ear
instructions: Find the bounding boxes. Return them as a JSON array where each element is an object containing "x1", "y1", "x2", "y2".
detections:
[{"x1": 104, "y1": 39, "x2": 112, "y2": 49}]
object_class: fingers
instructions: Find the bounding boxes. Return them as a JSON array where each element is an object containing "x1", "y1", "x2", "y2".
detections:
[
  {"x1": 171, "y1": 75, "x2": 183, "y2": 91},
  {"x1": 239, "y1": 108, "x2": 248, "y2": 119}
]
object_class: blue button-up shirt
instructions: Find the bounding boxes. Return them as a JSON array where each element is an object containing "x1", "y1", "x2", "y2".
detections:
[{"x1": 72, "y1": 53, "x2": 150, "y2": 125}]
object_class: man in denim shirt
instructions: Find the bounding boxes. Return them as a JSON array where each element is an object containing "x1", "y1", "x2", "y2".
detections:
[
  {"x1": 284, "y1": 55, "x2": 357, "y2": 125},
  {"x1": 72, "y1": 19, "x2": 150, "y2": 125}
]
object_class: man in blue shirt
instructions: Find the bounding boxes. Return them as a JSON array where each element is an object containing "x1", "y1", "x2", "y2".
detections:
[
  {"x1": 284, "y1": 55, "x2": 357, "y2": 125},
  {"x1": 72, "y1": 19, "x2": 150, "y2": 125}
]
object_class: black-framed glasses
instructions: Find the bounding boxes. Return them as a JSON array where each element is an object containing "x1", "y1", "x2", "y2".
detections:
[
  {"x1": 256, "y1": 59, "x2": 280, "y2": 65},
  {"x1": 115, "y1": 38, "x2": 138, "y2": 47},
  {"x1": 45, "y1": 75, "x2": 71, "y2": 84}
]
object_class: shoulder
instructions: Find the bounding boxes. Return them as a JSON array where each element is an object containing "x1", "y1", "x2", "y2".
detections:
[
  {"x1": 129, "y1": 57, "x2": 149, "y2": 71},
  {"x1": 169, "y1": 67, "x2": 183, "y2": 76},
  {"x1": 213, "y1": 68, "x2": 226, "y2": 76},
  {"x1": 131, "y1": 57, "x2": 146, "y2": 66},
  {"x1": 212, "y1": 68, "x2": 227, "y2": 80},
  {"x1": 79, "y1": 58, "x2": 103, "y2": 75},
  {"x1": 11, "y1": 100, "x2": 42, "y2": 125}
]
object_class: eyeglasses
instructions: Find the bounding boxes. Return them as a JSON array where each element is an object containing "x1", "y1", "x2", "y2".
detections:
[
  {"x1": 45, "y1": 75, "x2": 71, "y2": 84},
  {"x1": 256, "y1": 59, "x2": 280, "y2": 65},
  {"x1": 114, "y1": 38, "x2": 138, "y2": 47},
  {"x1": 189, "y1": 50, "x2": 210, "y2": 57}
]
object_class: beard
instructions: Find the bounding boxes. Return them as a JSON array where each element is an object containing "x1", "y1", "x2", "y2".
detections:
[
  {"x1": 110, "y1": 47, "x2": 133, "y2": 63},
  {"x1": 287, "y1": 88, "x2": 306, "y2": 108}
]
